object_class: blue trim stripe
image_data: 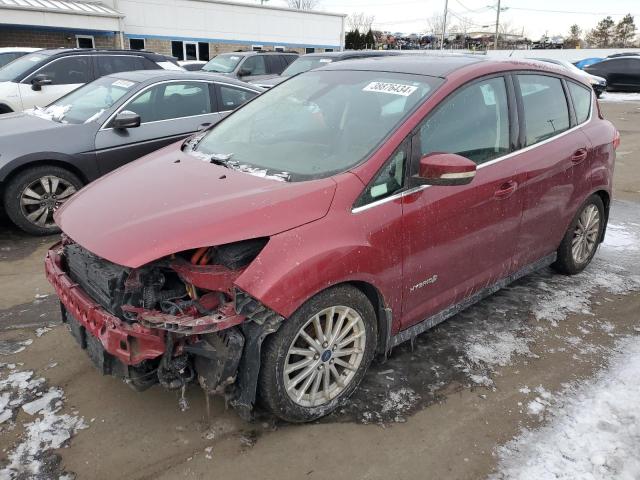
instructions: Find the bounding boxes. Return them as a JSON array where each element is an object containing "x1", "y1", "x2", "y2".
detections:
[
  {"x1": 124, "y1": 33, "x2": 339, "y2": 50},
  {"x1": 1, "y1": 23, "x2": 116, "y2": 36}
]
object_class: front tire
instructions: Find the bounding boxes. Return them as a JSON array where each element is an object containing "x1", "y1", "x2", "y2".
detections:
[
  {"x1": 259, "y1": 285, "x2": 377, "y2": 423},
  {"x1": 3, "y1": 165, "x2": 83, "y2": 236},
  {"x1": 552, "y1": 194, "x2": 604, "y2": 275}
]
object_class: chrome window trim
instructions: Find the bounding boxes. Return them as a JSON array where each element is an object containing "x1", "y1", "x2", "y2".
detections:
[
  {"x1": 351, "y1": 87, "x2": 594, "y2": 214},
  {"x1": 99, "y1": 79, "x2": 217, "y2": 131}
]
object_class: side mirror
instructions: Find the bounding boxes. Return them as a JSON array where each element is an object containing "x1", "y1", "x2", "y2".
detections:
[
  {"x1": 111, "y1": 111, "x2": 141, "y2": 129},
  {"x1": 237, "y1": 68, "x2": 251, "y2": 77},
  {"x1": 413, "y1": 153, "x2": 476, "y2": 186},
  {"x1": 31, "y1": 74, "x2": 52, "y2": 91}
]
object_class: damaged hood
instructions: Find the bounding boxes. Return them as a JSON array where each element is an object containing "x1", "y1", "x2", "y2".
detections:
[{"x1": 55, "y1": 143, "x2": 337, "y2": 267}]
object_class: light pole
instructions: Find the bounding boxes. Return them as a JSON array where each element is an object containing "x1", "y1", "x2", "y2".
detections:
[
  {"x1": 440, "y1": 0, "x2": 449, "y2": 50},
  {"x1": 493, "y1": 0, "x2": 501, "y2": 49}
]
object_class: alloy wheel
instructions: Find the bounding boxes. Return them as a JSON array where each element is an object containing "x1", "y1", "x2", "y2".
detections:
[
  {"x1": 19, "y1": 175, "x2": 77, "y2": 229},
  {"x1": 284, "y1": 305, "x2": 367, "y2": 408},
  {"x1": 572, "y1": 204, "x2": 600, "y2": 264}
]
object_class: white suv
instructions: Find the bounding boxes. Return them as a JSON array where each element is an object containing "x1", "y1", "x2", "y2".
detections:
[
  {"x1": 0, "y1": 47, "x2": 42, "y2": 69},
  {"x1": 0, "y1": 49, "x2": 183, "y2": 114}
]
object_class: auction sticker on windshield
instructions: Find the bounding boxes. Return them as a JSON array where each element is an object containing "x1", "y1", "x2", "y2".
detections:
[
  {"x1": 112, "y1": 79, "x2": 135, "y2": 89},
  {"x1": 363, "y1": 82, "x2": 418, "y2": 96}
]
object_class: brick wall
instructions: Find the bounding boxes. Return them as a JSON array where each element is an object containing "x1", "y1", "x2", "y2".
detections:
[{"x1": 0, "y1": 29, "x2": 117, "y2": 49}]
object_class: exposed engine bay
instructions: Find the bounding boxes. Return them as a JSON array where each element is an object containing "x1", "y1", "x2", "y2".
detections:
[{"x1": 57, "y1": 236, "x2": 283, "y2": 418}]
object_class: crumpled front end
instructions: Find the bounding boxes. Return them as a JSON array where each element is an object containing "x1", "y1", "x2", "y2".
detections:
[{"x1": 45, "y1": 236, "x2": 283, "y2": 418}]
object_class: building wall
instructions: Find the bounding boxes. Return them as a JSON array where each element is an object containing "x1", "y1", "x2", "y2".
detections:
[
  {"x1": 0, "y1": 28, "x2": 117, "y2": 49},
  {"x1": 116, "y1": 0, "x2": 344, "y2": 50}
]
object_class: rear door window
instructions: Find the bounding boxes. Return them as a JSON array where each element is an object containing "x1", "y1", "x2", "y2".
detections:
[
  {"x1": 31, "y1": 56, "x2": 92, "y2": 85},
  {"x1": 96, "y1": 55, "x2": 147, "y2": 76},
  {"x1": 418, "y1": 76, "x2": 510, "y2": 165},
  {"x1": 265, "y1": 55, "x2": 282, "y2": 74},
  {"x1": 517, "y1": 74, "x2": 570, "y2": 146},
  {"x1": 567, "y1": 81, "x2": 592, "y2": 124}
]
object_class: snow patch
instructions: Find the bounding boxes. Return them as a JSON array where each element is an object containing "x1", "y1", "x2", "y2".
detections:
[
  {"x1": 490, "y1": 335, "x2": 640, "y2": 479},
  {"x1": 599, "y1": 92, "x2": 640, "y2": 103}
]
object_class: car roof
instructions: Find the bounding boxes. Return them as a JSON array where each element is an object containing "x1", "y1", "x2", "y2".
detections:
[
  {"x1": 318, "y1": 54, "x2": 486, "y2": 78},
  {"x1": 217, "y1": 51, "x2": 297, "y2": 57},
  {"x1": 106, "y1": 69, "x2": 263, "y2": 89},
  {"x1": 302, "y1": 51, "x2": 399, "y2": 59},
  {"x1": 37, "y1": 48, "x2": 170, "y2": 60}
]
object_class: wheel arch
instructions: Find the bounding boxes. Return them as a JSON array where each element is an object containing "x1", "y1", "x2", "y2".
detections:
[
  {"x1": 1, "y1": 159, "x2": 89, "y2": 189},
  {"x1": 0, "y1": 103, "x2": 14, "y2": 114}
]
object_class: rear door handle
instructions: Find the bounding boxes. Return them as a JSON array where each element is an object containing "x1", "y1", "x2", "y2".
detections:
[
  {"x1": 494, "y1": 180, "x2": 517, "y2": 200},
  {"x1": 571, "y1": 147, "x2": 588, "y2": 164}
]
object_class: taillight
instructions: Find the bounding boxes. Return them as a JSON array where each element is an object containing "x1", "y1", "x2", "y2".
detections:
[{"x1": 613, "y1": 130, "x2": 621, "y2": 150}]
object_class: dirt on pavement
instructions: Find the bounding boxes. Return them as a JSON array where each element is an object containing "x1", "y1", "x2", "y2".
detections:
[{"x1": 0, "y1": 100, "x2": 639, "y2": 480}]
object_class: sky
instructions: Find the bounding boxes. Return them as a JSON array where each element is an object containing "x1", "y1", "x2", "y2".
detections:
[{"x1": 252, "y1": 0, "x2": 640, "y2": 40}]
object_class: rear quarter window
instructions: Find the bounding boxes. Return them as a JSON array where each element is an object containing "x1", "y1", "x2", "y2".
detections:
[
  {"x1": 517, "y1": 74, "x2": 570, "y2": 146},
  {"x1": 567, "y1": 81, "x2": 592, "y2": 124}
]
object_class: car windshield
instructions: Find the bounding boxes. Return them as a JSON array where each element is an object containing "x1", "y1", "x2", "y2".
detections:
[
  {"x1": 192, "y1": 70, "x2": 441, "y2": 181},
  {"x1": 282, "y1": 57, "x2": 334, "y2": 76},
  {"x1": 27, "y1": 76, "x2": 137, "y2": 124},
  {"x1": 0, "y1": 53, "x2": 48, "y2": 82},
  {"x1": 202, "y1": 54, "x2": 244, "y2": 73}
]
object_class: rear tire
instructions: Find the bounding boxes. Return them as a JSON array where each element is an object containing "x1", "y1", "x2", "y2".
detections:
[
  {"x1": 552, "y1": 194, "x2": 604, "y2": 275},
  {"x1": 3, "y1": 165, "x2": 83, "y2": 236},
  {"x1": 258, "y1": 285, "x2": 377, "y2": 423}
]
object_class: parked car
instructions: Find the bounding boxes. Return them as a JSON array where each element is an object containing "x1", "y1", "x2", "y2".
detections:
[
  {"x1": 0, "y1": 49, "x2": 183, "y2": 114},
  {"x1": 607, "y1": 52, "x2": 640, "y2": 58},
  {"x1": 1, "y1": 70, "x2": 261, "y2": 234},
  {"x1": 0, "y1": 47, "x2": 41, "y2": 69},
  {"x1": 201, "y1": 51, "x2": 298, "y2": 82},
  {"x1": 46, "y1": 56, "x2": 618, "y2": 423},
  {"x1": 584, "y1": 56, "x2": 640, "y2": 91},
  {"x1": 529, "y1": 57, "x2": 607, "y2": 97},
  {"x1": 250, "y1": 50, "x2": 401, "y2": 89},
  {"x1": 574, "y1": 57, "x2": 604, "y2": 70},
  {"x1": 179, "y1": 60, "x2": 207, "y2": 71}
]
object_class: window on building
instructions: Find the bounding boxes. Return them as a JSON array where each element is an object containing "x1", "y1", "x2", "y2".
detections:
[
  {"x1": 125, "y1": 81, "x2": 213, "y2": 123},
  {"x1": 171, "y1": 41, "x2": 184, "y2": 60},
  {"x1": 517, "y1": 74, "x2": 570, "y2": 146},
  {"x1": 274, "y1": 46, "x2": 285, "y2": 52},
  {"x1": 418, "y1": 76, "x2": 510, "y2": 165},
  {"x1": 171, "y1": 41, "x2": 210, "y2": 61},
  {"x1": 76, "y1": 35, "x2": 95, "y2": 49},
  {"x1": 567, "y1": 81, "x2": 592, "y2": 125},
  {"x1": 305, "y1": 47, "x2": 315, "y2": 54},
  {"x1": 198, "y1": 42, "x2": 210, "y2": 61},
  {"x1": 217, "y1": 85, "x2": 258, "y2": 111},
  {"x1": 129, "y1": 38, "x2": 145, "y2": 50},
  {"x1": 34, "y1": 56, "x2": 92, "y2": 85},
  {"x1": 252, "y1": 45, "x2": 263, "y2": 52},
  {"x1": 324, "y1": 48, "x2": 334, "y2": 52}
]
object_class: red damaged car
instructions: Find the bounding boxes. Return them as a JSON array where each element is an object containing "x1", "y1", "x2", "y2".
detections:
[{"x1": 45, "y1": 56, "x2": 618, "y2": 422}]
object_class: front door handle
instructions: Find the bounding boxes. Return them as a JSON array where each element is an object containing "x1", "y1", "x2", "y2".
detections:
[
  {"x1": 494, "y1": 180, "x2": 517, "y2": 200},
  {"x1": 571, "y1": 147, "x2": 588, "y2": 164}
]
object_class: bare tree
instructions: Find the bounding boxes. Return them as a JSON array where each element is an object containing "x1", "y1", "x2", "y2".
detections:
[
  {"x1": 426, "y1": 13, "x2": 451, "y2": 36},
  {"x1": 347, "y1": 12, "x2": 375, "y2": 32},
  {"x1": 286, "y1": 0, "x2": 320, "y2": 10}
]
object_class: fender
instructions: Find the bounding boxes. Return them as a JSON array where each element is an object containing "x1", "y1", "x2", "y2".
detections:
[
  {"x1": 235, "y1": 205, "x2": 404, "y2": 333},
  {"x1": 0, "y1": 151, "x2": 97, "y2": 184}
]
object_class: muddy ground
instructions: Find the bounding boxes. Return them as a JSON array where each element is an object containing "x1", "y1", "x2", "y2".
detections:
[{"x1": 0, "y1": 101, "x2": 639, "y2": 479}]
